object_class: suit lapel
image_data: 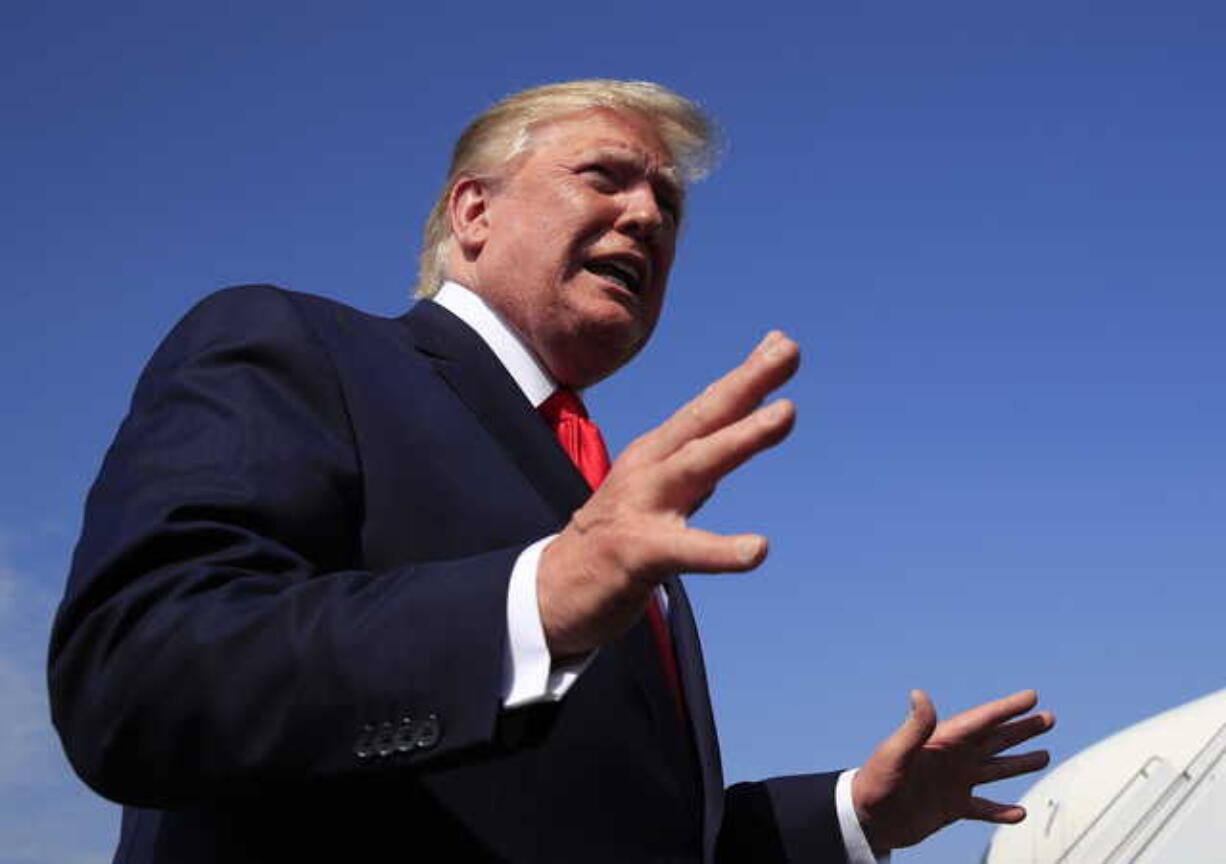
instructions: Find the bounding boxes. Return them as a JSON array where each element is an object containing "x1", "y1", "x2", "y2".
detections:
[
  {"x1": 399, "y1": 300, "x2": 590, "y2": 522},
  {"x1": 666, "y1": 578, "x2": 725, "y2": 861},
  {"x1": 619, "y1": 611, "x2": 700, "y2": 797}
]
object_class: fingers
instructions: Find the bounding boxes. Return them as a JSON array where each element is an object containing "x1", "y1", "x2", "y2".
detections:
[
  {"x1": 870, "y1": 690, "x2": 939, "y2": 774},
  {"x1": 640, "y1": 331, "x2": 800, "y2": 461},
  {"x1": 974, "y1": 750, "x2": 1051, "y2": 784},
  {"x1": 966, "y1": 797, "x2": 1027, "y2": 824},
  {"x1": 980, "y1": 711, "x2": 1056, "y2": 756},
  {"x1": 934, "y1": 689, "x2": 1041, "y2": 744},
  {"x1": 658, "y1": 528, "x2": 769, "y2": 574},
  {"x1": 660, "y1": 398, "x2": 796, "y2": 501}
]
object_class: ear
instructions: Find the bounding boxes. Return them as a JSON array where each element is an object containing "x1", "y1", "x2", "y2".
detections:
[{"x1": 448, "y1": 176, "x2": 493, "y2": 260}]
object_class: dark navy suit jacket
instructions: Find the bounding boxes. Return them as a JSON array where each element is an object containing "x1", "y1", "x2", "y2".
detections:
[{"x1": 50, "y1": 285, "x2": 846, "y2": 863}]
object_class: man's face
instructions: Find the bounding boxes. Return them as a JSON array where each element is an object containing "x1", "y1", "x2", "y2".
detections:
[{"x1": 468, "y1": 109, "x2": 683, "y2": 388}]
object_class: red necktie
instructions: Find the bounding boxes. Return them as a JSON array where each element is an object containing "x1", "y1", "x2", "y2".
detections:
[{"x1": 538, "y1": 389, "x2": 686, "y2": 720}]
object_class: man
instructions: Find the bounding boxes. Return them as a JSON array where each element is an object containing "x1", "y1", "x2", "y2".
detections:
[{"x1": 50, "y1": 80, "x2": 1052, "y2": 863}]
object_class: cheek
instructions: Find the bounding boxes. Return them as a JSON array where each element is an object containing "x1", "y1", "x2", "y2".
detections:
[
  {"x1": 497, "y1": 221, "x2": 564, "y2": 277},
  {"x1": 530, "y1": 200, "x2": 594, "y2": 271},
  {"x1": 652, "y1": 247, "x2": 676, "y2": 294},
  {"x1": 559, "y1": 188, "x2": 620, "y2": 241}
]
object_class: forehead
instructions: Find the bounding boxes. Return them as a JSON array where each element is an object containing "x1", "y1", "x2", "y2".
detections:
[{"x1": 520, "y1": 109, "x2": 678, "y2": 179}]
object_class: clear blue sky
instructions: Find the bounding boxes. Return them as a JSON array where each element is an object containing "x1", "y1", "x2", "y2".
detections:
[{"x1": 3, "y1": 2, "x2": 1224, "y2": 861}]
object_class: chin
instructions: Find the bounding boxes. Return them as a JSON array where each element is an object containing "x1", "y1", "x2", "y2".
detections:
[{"x1": 562, "y1": 326, "x2": 652, "y2": 388}]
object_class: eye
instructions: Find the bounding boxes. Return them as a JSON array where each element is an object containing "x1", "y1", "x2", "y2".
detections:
[
  {"x1": 658, "y1": 194, "x2": 680, "y2": 224},
  {"x1": 650, "y1": 184, "x2": 681, "y2": 225},
  {"x1": 580, "y1": 163, "x2": 620, "y2": 189}
]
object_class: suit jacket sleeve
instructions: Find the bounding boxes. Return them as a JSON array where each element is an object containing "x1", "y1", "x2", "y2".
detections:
[
  {"x1": 720, "y1": 774, "x2": 848, "y2": 864},
  {"x1": 49, "y1": 286, "x2": 521, "y2": 808}
]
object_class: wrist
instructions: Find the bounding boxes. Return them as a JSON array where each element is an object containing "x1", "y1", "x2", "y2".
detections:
[
  {"x1": 851, "y1": 770, "x2": 889, "y2": 855},
  {"x1": 537, "y1": 537, "x2": 571, "y2": 656}
]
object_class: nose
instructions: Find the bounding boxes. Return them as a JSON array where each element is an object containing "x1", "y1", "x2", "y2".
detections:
[{"x1": 616, "y1": 183, "x2": 668, "y2": 240}]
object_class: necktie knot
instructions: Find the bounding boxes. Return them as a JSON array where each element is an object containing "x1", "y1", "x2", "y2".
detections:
[
  {"x1": 538, "y1": 387, "x2": 589, "y2": 424},
  {"x1": 539, "y1": 389, "x2": 609, "y2": 491}
]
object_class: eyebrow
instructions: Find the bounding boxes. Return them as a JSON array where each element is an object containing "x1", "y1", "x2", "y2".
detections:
[{"x1": 582, "y1": 145, "x2": 685, "y2": 203}]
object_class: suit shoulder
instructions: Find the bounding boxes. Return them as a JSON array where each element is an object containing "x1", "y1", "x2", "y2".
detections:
[
  {"x1": 175, "y1": 283, "x2": 367, "y2": 331},
  {"x1": 160, "y1": 284, "x2": 311, "y2": 344},
  {"x1": 158, "y1": 284, "x2": 401, "y2": 359},
  {"x1": 118, "y1": 286, "x2": 366, "y2": 475}
]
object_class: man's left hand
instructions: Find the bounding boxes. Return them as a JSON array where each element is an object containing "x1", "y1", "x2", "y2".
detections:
[{"x1": 852, "y1": 689, "x2": 1055, "y2": 853}]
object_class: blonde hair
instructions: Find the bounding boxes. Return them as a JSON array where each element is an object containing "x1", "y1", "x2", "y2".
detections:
[{"x1": 414, "y1": 79, "x2": 719, "y2": 298}]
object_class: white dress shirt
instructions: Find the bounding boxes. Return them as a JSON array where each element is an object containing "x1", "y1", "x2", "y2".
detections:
[{"x1": 431, "y1": 281, "x2": 885, "y2": 864}]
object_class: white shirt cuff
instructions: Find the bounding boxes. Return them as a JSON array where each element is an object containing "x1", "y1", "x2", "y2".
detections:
[
  {"x1": 837, "y1": 769, "x2": 890, "y2": 864},
  {"x1": 501, "y1": 535, "x2": 595, "y2": 708}
]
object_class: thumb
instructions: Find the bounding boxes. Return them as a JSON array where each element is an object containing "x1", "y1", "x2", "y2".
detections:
[{"x1": 877, "y1": 690, "x2": 938, "y2": 771}]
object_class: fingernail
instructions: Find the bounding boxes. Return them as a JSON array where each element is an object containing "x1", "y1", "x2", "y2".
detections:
[
  {"x1": 756, "y1": 331, "x2": 778, "y2": 353},
  {"x1": 764, "y1": 400, "x2": 790, "y2": 422},
  {"x1": 736, "y1": 535, "x2": 765, "y2": 565}
]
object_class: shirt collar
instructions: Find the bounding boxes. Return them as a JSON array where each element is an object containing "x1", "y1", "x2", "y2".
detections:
[{"x1": 432, "y1": 281, "x2": 556, "y2": 408}]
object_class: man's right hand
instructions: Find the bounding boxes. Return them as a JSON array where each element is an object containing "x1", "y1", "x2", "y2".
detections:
[{"x1": 537, "y1": 331, "x2": 801, "y2": 657}]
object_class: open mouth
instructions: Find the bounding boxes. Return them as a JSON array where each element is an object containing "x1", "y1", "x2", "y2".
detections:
[{"x1": 584, "y1": 256, "x2": 647, "y2": 295}]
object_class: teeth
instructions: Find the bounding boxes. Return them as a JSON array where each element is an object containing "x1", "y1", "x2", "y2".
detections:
[
  {"x1": 589, "y1": 259, "x2": 642, "y2": 292},
  {"x1": 609, "y1": 261, "x2": 637, "y2": 283}
]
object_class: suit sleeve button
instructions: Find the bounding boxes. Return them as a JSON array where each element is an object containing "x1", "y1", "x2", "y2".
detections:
[
  {"x1": 374, "y1": 721, "x2": 396, "y2": 757},
  {"x1": 414, "y1": 714, "x2": 441, "y2": 750},
  {"x1": 354, "y1": 724, "x2": 375, "y2": 760},
  {"x1": 393, "y1": 716, "x2": 416, "y2": 753}
]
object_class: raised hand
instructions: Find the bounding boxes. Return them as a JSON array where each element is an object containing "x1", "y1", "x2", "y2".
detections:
[
  {"x1": 538, "y1": 331, "x2": 800, "y2": 657},
  {"x1": 853, "y1": 689, "x2": 1055, "y2": 853}
]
